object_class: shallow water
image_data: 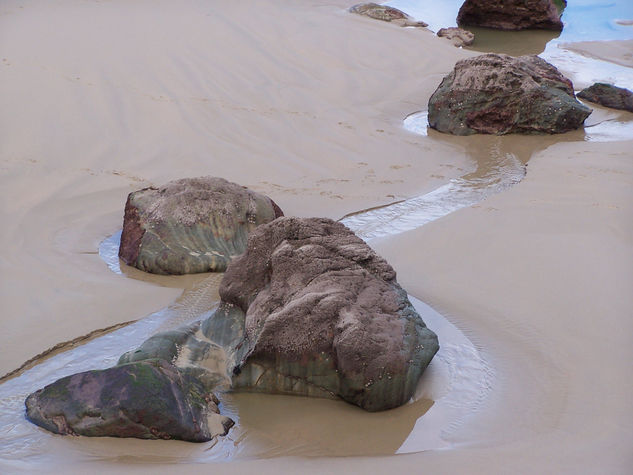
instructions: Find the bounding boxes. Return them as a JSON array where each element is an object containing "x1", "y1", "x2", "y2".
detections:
[
  {"x1": 388, "y1": 0, "x2": 633, "y2": 87},
  {"x1": 351, "y1": 1, "x2": 633, "y2": 239},
  {"x1": 0, "y1": 280, "x2": 487, "y2": 463},
  {"x1": 388, "y1": 0, "x2": 633, "y2": 41},
  {"x1": 342, "y1": 112, "x2": 527, "y2": 240},
  {"x1": 342, "y1": 100, "x2": 633, "y2": 241}
]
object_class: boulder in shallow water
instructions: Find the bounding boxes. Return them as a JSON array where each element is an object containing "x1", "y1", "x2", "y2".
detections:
[
  {"x1": 437, "y1": 27, "x2": 475, "y2": 47},
  {"x1": 25, "y1": 360, "x2": 234, "y2": 442},
  {"x1": 577, "y1": 83, "x2": 633, "y2": 113},
  {"x1": 217, "y1": 217, "x2": 439, "y2": 412},
  {"x1": 428, "y1": 53, "x2": 591, "y2": 135},
  {"x1": 457, "y1": 0, "x2": 566, "y2": 31},
  {"x1": 349, "y1": 3, "x2": 428, "y2": 27},
  {"x1": 119, "y1": 176, "x2": 283, "y2": 275}
]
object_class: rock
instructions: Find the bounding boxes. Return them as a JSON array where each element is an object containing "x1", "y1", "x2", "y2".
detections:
[
  {"x1": 437, "y1": 27, "x2": 475, "y2": 47},
  {"x1": 25, "y1": 360, "x2": 234, "y2": 442},
  {"x1": 428, "y1": 53, "x2": 591, "y2": 135},
  {"x1": 114, "y1": 217, "x2": 439, "y2": 412},
  {"x1": 349, "y1": 3, "x2": 428, "y2": 27},
  {"x1": 577, "y1": 83, "x2": 633, "y2": 113},
  {"x1": 118, "y1": 321, "x2": 234, "y2": 391},
  {"x1": 119, "y1": 176, "x2": 283, "y2": 275},
  {"x1": 218, "y1": 217, "x2": 439, "y2": 412},
  {"x1": 457, "y1": 0, "x2": 566, "y2": 31}
]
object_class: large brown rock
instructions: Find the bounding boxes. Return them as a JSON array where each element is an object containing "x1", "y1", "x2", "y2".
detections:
[
  {"x1": 25, "y1": 360, "x2": 234, "y2": 442},
  {"x1": 457, "y1": 0, "x2": 566, "y2": 31},
  {"x1": 349, "y1": 3, "x2": 428, "y2": 27},
  {"x1": 218, "y1": 217, "x2": 439, "y2": 412},
  {"x1": 113, "y1": 218, "x2": 439, "y2": 412},
  {"x1": 428, "y1": 53, "x2": 591, "y2": 135},
  {"x1": 119, "y1": 177, "x2": 283, "y2": 275},
  {"x1": 577, "y1": 83, "x2": 633, "y2": 113}
]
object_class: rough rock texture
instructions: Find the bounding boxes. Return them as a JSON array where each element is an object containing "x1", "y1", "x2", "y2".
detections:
[
  {"x1": 111, "y1": 218, "x2": 439, "y2": 412},
  {"x1": 219, "y1": 217, "x2": 439, "y2": 412},
  {"x1": 428, "y1": 53, "x2": 591, "y2": 135},
  {"x1": 25, "y1": 360, "x2": 234, "y2": 442},
  {"x1": 577, "y1": 83, "x2": 633, "y2": 113},
  {"x1": 119, "y1": 177, "x2": 283, "y2": 275},
  {"x1": 349, "y1": 3, "x2": 428, "y2": 27},
  {"x1": 437, "y1": 27, "x2": 475, "y2": 47},
  {"x1": 457, "y1": 0, "x2": 566, "y2": 31}
]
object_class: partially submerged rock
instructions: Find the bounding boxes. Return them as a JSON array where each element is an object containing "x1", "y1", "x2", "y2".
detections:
[
  {"x1": 25, "y1": 360, "x2": 234, "y2": 442},
  {"x1": 577, "y1": 83, "x2": 633, "y2": 113},
  {"x1": 39, "y1": 216, "x2": 438, "y2": 443},
  {"x1": 428, "y1": 53, "x2": 591, "y2": 135},
  {"x1": 350, "y1": 3, "x2": 428, "y2": 27},
  {"x1": 119, "y1": 218, "x2": 438, "y2": 412},
  {"x1": 119, "y1": 177, "x2": 283, "y2": 275},
  {"x1": 457, "y1": 0, "x2": 566, "y2": 31},
  {"x1": 437, "y1": 27, "x2": 475, "y2": 47},
  {"x1": 220, "y1": 217, "x2": 438, "y2": 412}
]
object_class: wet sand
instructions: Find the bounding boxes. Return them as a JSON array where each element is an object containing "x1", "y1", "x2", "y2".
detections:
[
  {"x1": 1, "y1": 0, "x2": 633, "y2": 473},
  {"x1": 0, "y1": 0, "x2": 474, "y2": 377},
  {"x1": 559, "y1": 39, "x2": 633, "y2": 68}
]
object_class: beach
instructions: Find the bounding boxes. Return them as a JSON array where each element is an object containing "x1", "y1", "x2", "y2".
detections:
[{"x1": 1, "y1": 0, "x2": 632, "y2": 473}]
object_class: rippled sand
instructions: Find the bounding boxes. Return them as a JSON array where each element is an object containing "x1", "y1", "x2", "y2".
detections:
[{"x1": 1, "y1": 0, "x2": 632, "y2": 473}]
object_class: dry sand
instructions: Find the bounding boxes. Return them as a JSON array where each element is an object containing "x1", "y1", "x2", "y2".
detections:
[{"x1": 1, "y1": 0, "x2": 632, "y2": 473}]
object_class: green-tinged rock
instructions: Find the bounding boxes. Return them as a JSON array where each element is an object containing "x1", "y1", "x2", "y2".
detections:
[
  {"x1": 118, "y1": 322, "x2": 200, "y2": 365},
  {"x1": 118, "y1": 176, "x2": 283, "y2": 275},
  {"x1": 25, "y1": 360, "x2": 233, "y2": 442},
  {"x1": 428, "y1": 53, "x2": 591, "y2": 135},
  {"x1": 119, "y1": 218, "x2": 439, "y2": 412},
  {"x1": 349, "y1": 3, "x2": 428, "y2": 27}
]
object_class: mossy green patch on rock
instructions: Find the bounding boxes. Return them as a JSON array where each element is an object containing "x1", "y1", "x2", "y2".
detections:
[{"x1": 25, "y1": 360, "x2": 233, "y2": 442}]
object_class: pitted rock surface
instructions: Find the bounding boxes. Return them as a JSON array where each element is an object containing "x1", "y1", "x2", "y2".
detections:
[
  {"x1": 119, "y1": 176, "x2": 283, "y2": 275},
  {"x1": 457, "y1": 0, "x2": 566, "y2": 31},
  {"x1": 437, "y1": 27, "x2": 475, "y2": 47},
  {"x1": 428, "y1": 53, "x2": 591, "y2": 135},
  {"x1": 218, "y1": 217, "x2": 439, "y2": 412},
  {"x1": 577, "y1": 83, "x2": 633, "y2": 113},
  {"x1": 25, "y1": 360, "x2": 234, "y2": 442},
  {"x1": 350, "y1": 3, "x2": 428, "y2": 27}
]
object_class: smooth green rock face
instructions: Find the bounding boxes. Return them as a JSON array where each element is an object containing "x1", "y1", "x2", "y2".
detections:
[
  {"x1": 577, "y1": 83, "x2": 633, "y2": 113},
  {"x1": 118, "y1": 323, "x2": 199, "y2": 365},
  {"x1": 118, "y1": 177, "x2": 283, "y2": 275},
  {"x1": 25, "y1": 360, "x2": 233, "y2": 442},
  {"x1": 428, "y1": 53, "x2": 591, "y2": 135}
]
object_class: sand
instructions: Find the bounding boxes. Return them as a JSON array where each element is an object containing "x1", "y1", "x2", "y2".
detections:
[
  {"x1": 1, "y1": 0, "x2": 632, "y2": 473},
  {"x1": 560, "y1": 39, "x2": 633, "y2": 68},
  {"x1": 0, "y1": 0, "x2": 473, "y2": 377}
]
